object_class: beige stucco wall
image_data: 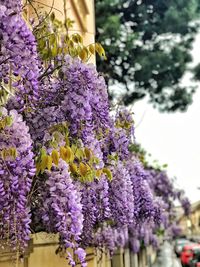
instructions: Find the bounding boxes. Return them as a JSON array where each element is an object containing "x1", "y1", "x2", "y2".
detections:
[
  {"x1": 28, "y1": 233, "x2": 99, "y2": 267},
  {"x1": 0, "y1": 233, "x2": 111, "y2": 267},
  {"x1": 190, "y1": 209, "x2": 200, "y2": 234},
  {"x1": 27, "y1": 233, "x2": 111, "y2": 267},
  {"x1": 38, "y1": 0, "x2": 95, "y2": 44}
]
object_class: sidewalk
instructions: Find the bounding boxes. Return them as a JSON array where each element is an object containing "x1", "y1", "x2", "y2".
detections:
[{"x1": 152, "y1": 242, "x2": 181, "y2": 267}]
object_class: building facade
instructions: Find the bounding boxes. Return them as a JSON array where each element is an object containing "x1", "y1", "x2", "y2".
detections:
[{"x1": 178, "y1": 201, "x2": 200, "y2": 238}]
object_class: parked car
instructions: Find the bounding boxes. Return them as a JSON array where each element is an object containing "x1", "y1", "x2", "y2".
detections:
[
  {"x1": 181, "y1": 244, "x2": 200, "y2": 267},
  {"x1": 174, "y1": 238, "x2": 191, "y2": 257},
  {"x1": 190, "y1": 237, "x2": 200, "y2": 244},
  {"x1": 189, "y1": 250, "x2": 200, "y2": 267}
]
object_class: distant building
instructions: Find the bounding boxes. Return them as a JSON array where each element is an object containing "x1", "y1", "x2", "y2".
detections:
[{"x1": 178, "y1": 200, "x2": 200, "y2": 238}]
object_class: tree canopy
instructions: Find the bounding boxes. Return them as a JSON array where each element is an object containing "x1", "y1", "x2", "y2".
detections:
[{"x1": 95, "y1": 0, "x2": 200, "y2": 111}]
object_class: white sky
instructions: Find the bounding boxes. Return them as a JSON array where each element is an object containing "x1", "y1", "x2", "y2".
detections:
[{"x1": 133, "y1": 35, "x2": 200, "y2": 204}]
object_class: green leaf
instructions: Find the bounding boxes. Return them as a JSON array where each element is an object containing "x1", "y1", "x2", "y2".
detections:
[
  {"x1": 5, "y1": 116, "x2": 13, "y2": 127},
  {"x1": 69, "y1": 47, "x2": 77, "y2": 58},
  {"x1": 46, "y1": 155, "x2": 53, "y2": 171},
  {"x1": 49, "y1": 34, "x2": 56, "y2": 45},
  {"x1": 68, "y1": 40, "x2": 74, "y2": 48},
  {"x1": 103, "y1": 168, "x2": 113, "y2": 181},
  {"x1": 40, "y1": 148, "x2": 47, "y2": 157},
  {"x1": 51, "y1": 44, "x2": 58, "y2": 57},
  {"x1": 36, "y1": 162, "x2": 41, "y2": 175},
  {"x1": 38, "y1": 39, "x2": 46, "y2": 50},
  {"x1": 69, "y1": 163, "x2": 78, "y2": 174},
  {"x1": 42, "y1": 49, "x2": 50, "y2": 60},
  {"x1": 75, "y1": 148, "x2": 85, "y2": 160},
  {"x1": 96, "y1": 169, "x2": 102, "y2": 178},
  {"x1": 95, "y1": 43, "x2": 106, "y2": 58},
  {"x1": 79, "y1": 162, "x2": 88, "y2": 176},
  {"x1": 84, "y1": 147, "x2": 92, "y2": 160},
  {"x1": 50, "y1": 12, "x2": 55, "y2": 21},
  {"x1": 65, "y1": 18, "x2": 74, "y2": 29},
  {"x1": 79, "y1": 47, "x2": 88, "y2": 61},
  {"x1": 60, "y1": 146, "x2": 74, "y2": 163},
  {"x1": 40, "y1": 154, "x2": 48, "y2": 173},
  {"x1": 65, "y1": 35, "x2": 70, "y2": 43},
  {"x1": 51, "y1": 150, "x2": 59, "y2": 166},
  {"x1": 89, "y1": 44, "x2": 95, "y2": 55},
  {"x1": 72, "y1": 34, "x2": 79, "y2": 43}
]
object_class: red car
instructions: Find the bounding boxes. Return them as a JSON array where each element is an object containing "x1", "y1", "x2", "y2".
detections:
[
  {"x1": 189, "y1": 250, "x2": 200, "y2": 267},
  {"x1": 181, "y1": 244, "x2": 200, "y2": 267}
]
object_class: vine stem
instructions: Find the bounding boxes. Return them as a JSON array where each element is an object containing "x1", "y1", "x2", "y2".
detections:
[
  {"x1": 38, "y1": 65, "x2": 62, "y2": 80},
  {"x1": 63, "y1": 0, "x2": 69, "y2": 35},
  {"x1": 0, "y1": 56, "x2": 12, "y2": 66}
]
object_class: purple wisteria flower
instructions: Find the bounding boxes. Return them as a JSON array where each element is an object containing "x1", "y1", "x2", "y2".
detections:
[
  {"x1": 126, "y1": 158, "x2": 157, "y2": 223},
  {"x1": 39, "y1": 160, "x2": 86, "y2": 266},
  {"x1": 93, "y1": 225, "x2": 128, "y2": 255},
  {"x1": 0, "y1": 0, "x2": 22, "y2": 13},
  {"x1": 0, "y1": 3, "x2": 39, "y2": 111},
  {"x1": 109, "y1": 160, "x2": 134, "y2": 226},
  {"x1": 0, "y1": 107, "x2": 35, "y2": 251}
]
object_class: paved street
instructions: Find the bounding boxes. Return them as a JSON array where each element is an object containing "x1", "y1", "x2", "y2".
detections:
[{"x1": 153, "y1": 242, "x2": 182, "y2": 267}]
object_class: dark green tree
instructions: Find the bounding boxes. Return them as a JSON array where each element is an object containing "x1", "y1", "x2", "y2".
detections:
[{"x1": 95, "y1": 0, "x2": 200, "y2": 111}]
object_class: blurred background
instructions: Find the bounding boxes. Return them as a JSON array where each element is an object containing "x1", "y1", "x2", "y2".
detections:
[
  {"x1": 95, "y1": 2, "x2": 200, "y2": 265},
  {"x1": 95, "y1": 0, "x2": 200, "y2": 207}
]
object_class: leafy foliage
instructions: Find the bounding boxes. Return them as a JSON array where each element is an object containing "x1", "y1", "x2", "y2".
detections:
[
  {"x1": 35, "y1": 124, "x2": 112, "y2": 182},
  {"x1": 34, "y1": 14, "x2": 106, "y2": 62},
  {"x1": 96, "y1": 0, "x2": 200, "y2": 111}
]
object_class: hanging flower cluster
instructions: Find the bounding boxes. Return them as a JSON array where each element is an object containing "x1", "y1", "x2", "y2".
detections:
[
  {"x1": 0, "y1": 0, "x2": 22, "y2": 13},
  {"x1": 0, "y1": 1, "x2": 191, "y2": 266},
  {"x1": 0, "y1": 107, "x2": 35, "y2": 252},
  {"x1": 0, "y1": 2, "x2": 39, "y2": 109}
]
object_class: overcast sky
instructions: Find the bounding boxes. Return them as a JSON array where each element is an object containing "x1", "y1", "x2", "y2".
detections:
[{"x1": 133, "y1": 35, "x2": 200, "y2": 204}]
